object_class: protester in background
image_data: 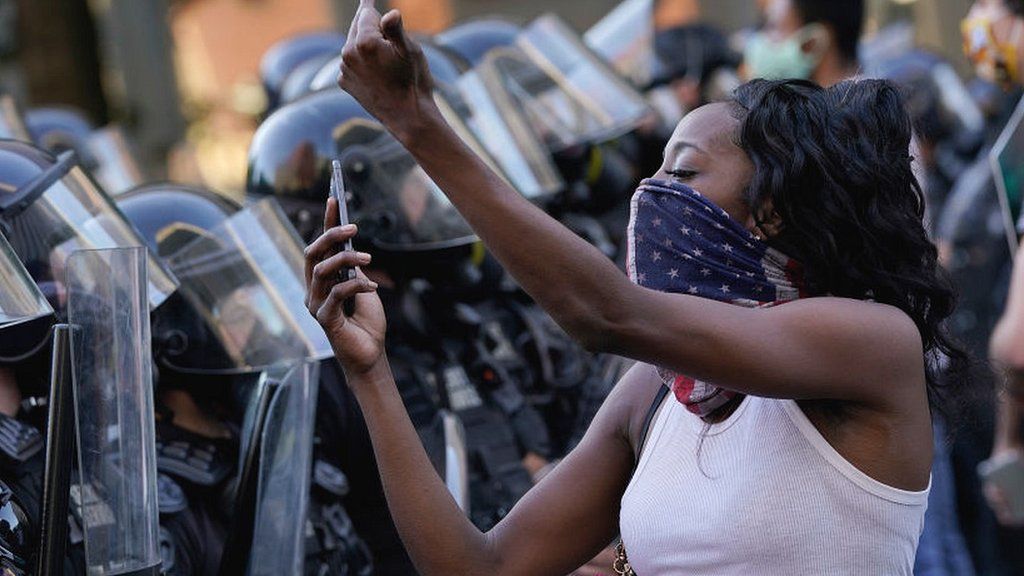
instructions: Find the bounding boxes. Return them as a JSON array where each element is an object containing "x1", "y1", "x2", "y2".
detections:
[
  {"x1": 742, "y1": 0, "x2": 863, "y2": 87},
  {"x1": 956, "y1": 1, "x2": 1024, "y2": 573}
]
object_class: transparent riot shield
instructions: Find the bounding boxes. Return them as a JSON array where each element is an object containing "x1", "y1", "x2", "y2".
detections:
[
  {"x1": 991, "y1": 94, "x2": 1024, "y2": 255},
  {"x1": 246, "y1": 361, "x2": 319, "y2": 575},
  {"x1": 584, "y1": 0, "x2": 654, "y2": 88},
  {"x1": 66, "y1": 247, "x2": 161, "y2": 576}
]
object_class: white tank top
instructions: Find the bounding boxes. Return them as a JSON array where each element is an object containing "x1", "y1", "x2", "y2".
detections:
[{"x1": 619, "y1": 388, "x2": 929, "y2": 575}]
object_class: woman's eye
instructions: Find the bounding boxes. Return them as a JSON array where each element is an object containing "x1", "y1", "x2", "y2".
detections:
[{"x1": 667, "y1": 169, "x2": 697, "y2": 180}]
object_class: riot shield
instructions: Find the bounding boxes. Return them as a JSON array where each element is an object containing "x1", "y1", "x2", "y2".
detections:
[
  {"x1": 65, "y1": 247, "x2": 161, "y2": 576},
  {"x1": 220, "y1": 362, "x2": 319, "y2": 575},
  {"x1": 583, "y1": 0, "x2": 654, "y2": 88},
  {"x1": 246, "y1": 361, "x2": 319, "y2": 575},
  {"x1": 991, "y1": 94, "x2": 1024, "y2": 254}
]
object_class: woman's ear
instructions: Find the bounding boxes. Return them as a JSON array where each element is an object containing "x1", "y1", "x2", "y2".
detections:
[{"x1": 747, "y1": 200, "x2": 782, "y2": 240}]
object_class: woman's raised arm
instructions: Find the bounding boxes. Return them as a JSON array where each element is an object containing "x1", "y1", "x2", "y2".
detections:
[{"x1": 337, "y1": 1, "x2": 922, "y2": 407}]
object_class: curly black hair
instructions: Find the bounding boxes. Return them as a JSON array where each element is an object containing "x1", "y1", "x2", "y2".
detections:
[{"x1": 730, "y1": 78, "x2": 968, "y2": 416}]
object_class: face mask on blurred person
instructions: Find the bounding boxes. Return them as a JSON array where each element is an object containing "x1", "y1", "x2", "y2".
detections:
[
  {"x1": 743, "y1": 23, "x2": 829, "y2": 80},
  {"x1": 962, "y1": 14, "x2": 1024, "y2": 86}
]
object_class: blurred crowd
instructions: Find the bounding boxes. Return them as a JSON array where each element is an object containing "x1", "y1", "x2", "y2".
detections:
[{"x1": 0, "y1": 0, "x2": 1022, "y2": 574}]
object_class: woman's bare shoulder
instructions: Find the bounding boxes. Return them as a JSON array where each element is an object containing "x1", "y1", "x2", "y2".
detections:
[{"x1": 595, "y1": 362, "x2": 667, "y2": 457}]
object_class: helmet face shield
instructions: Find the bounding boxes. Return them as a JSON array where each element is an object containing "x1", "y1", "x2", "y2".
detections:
[
  {"x1": 473, "y1": 14, "x2": 650, "y2": 152},
  {"x1": 162, "y1": 199, "x2": 332, "y2": 374},
  {"x1": 0, "y1": 147, "x2": 178, "y2": 315},
  {"x1": 584, "y1": 0, "x2": 655, "y2": 87},
  {"x1": 336, "y1": 119, "x2": 477, "y2": 250},
  {"x1": 454, "y1": 70, "x2": 565, "y2": 200}
]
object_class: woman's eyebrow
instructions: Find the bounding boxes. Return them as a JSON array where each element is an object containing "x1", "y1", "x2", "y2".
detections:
[{"x1": 664, "y1": 140, "x2": 707, "y2": 159}]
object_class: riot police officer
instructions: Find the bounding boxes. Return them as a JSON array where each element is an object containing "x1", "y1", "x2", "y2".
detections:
[
  {"x1": 0, "y1": 138, "x2": 178, "y2": 574},
  {"x1": 117, "y1": 183, "x2": 373, "y2": 576}
]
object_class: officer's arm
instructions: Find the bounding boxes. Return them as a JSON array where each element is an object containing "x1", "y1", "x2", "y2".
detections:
[{"x1": 348, "y1": 358, "x2": 645, "y2": 576}]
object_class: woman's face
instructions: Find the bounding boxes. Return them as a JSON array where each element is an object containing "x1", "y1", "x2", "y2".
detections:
[{"x1": 654, "y1": 102, "x2": 755, "y2": 227}]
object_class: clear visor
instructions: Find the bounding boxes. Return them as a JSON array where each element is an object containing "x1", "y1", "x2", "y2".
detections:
[
  {"x1": 451, "y1": 73, "x2": 564, "y2": 199},
  {"x1": 164, "y1": 199, "x2": 332, "y2": 373},
  {"x1": 583, "y1": 0, "x2": 655, "y2": 87},
  {"x1": 0, "y1": 231, "x2": 53, "y2": 331},
  {"x1": 66, "y1": 247, "x2": 161, "y2": 574},
  {"x1": 335, "y1": 119, "x2": 478, "y2": 250},
  {"x1": 486, "y1": 13, "x2": 649, "y2": 150},
  {"x1": 1, "y1": 153, "x2": 177, "y2": 312},
  {"x1": 88, "y1": 127, "x2": 144, "y2": 197}
]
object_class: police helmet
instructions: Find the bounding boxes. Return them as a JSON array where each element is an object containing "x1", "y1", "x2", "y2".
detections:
[
  {"x1": 24, "y1": 106, "x2": 96, "y2": 165},
  {"x1": 0, "y1": 140, "x2": 177, "y2": 361},
  {"x1": 245, "y1": 89, "x2": 477, "y2": 259},
  {"x1": 260, "y1": 31, "x2": 346, "y2": 111},
  {"x1": 434, "y1": 18, "x2": 521, "y2": 67},
  {"x1": 118, "y1": 183, "x2": 331, "y2": 377}
]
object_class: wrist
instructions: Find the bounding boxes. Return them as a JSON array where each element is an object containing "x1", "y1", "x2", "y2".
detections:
[
  {"x1": 390, "y1": 96, "x2": 445, "y2": 148},
  {"x1": 343, "y1": 355, "x2": 393, "y2": 395}
]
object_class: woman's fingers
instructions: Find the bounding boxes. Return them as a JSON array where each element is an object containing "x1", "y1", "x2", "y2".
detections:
[
  {"x1": 316, "y1": 276, "x2": 379, "y2": 326},
  {"x1": 381, "y1": 9, "x2": 414, "y2": 58},
  {"x1": 303, "y1": 224, "x2": 359, "y2": 301},
  {"x1": 307, "y1": 250, "x2": 372, "y2": 314}
]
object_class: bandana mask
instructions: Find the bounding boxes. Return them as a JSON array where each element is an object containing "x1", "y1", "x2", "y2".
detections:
[
  {"x1": 962, "y1": 15, "x2": 1024, "y2": 87},
  {"x1": 627, "y1": 179, "x2": 805, "y2": 417}
]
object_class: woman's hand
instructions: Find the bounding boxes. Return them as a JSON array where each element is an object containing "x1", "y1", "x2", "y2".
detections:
[
  {"x1": 338, "y1": 0, "x2": 439, "y2": 141},
  {"x1": 305, "y1": 198, "x2": 387, "y2": 377}
]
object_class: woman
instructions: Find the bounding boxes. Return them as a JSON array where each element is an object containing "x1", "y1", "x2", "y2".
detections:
[{"x1": 303, "y1": 3, "x2": 963, "y2": 574}]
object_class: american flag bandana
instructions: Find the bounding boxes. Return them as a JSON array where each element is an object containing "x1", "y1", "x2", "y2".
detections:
[{"x1": 626, "y1": 179, "x2": 806, "y2": 417}]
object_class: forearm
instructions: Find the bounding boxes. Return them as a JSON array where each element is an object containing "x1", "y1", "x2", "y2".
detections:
[
  {"x1": 347, "y1": 360, "x2": 497, "y2": 575},
  {"x1": 393, "y1": 106, "x2": 635, "y2": 349}
]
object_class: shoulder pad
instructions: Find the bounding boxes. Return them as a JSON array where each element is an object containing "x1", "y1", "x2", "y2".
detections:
[
  {"x1": 156, "y1": 428, "x2": 235, "y2": 487},
  {"x1": 312, "y1": 460, "x2": 349, "y2": 498},
  {"x1": 0, "y1": 414, "x2": 43, "y2": 464},
  {"x1": 157, "y1": 473, "x2": 188, "y2": 515}
]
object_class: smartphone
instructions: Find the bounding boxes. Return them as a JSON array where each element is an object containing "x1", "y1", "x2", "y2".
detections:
[
  {"x1": 330, "y1": 159, "x2": 357, "y2": 315},
  {"x1": 979, "y1": 451, "x2": 1024, "y2": 523}
]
